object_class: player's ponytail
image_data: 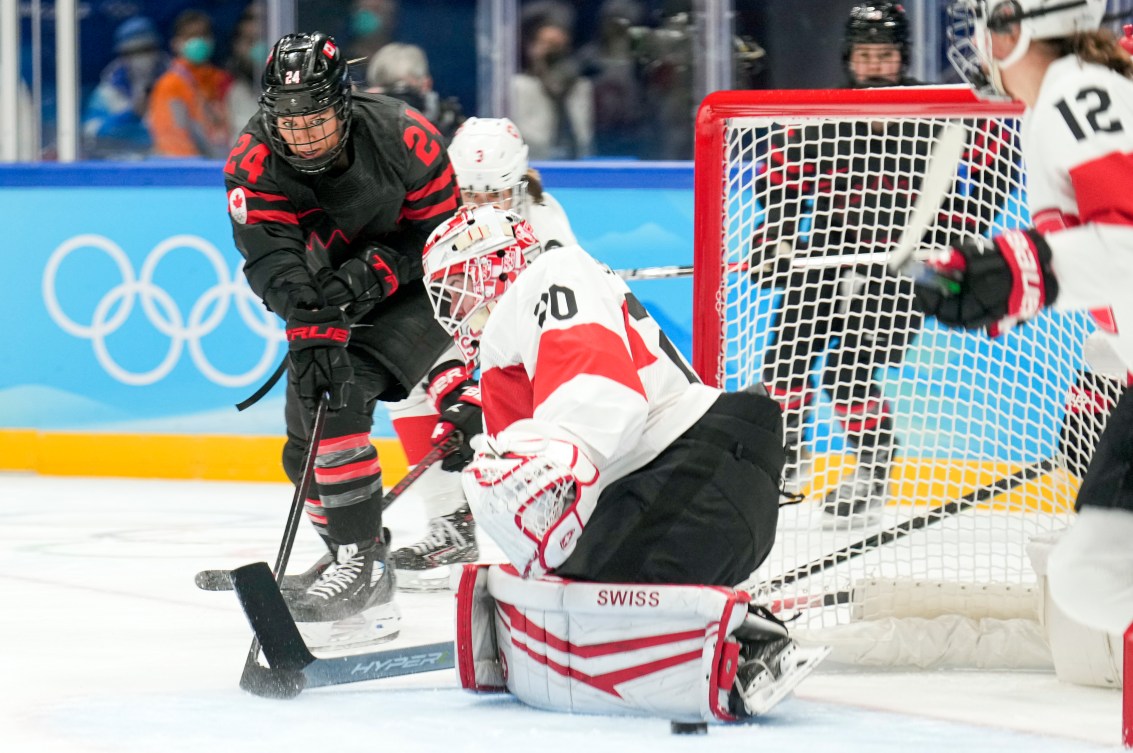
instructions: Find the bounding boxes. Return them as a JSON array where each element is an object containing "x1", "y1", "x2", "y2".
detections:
[
  {"x1": 1053, "y1": 30, "x2": 1133, "y2": 79},
  {"x1": 525, "y1": 168, "x2": 544, "y2": 204}
]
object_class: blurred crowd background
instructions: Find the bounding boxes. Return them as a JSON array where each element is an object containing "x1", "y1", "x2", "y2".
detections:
[{"x1": 7, "y1": 0, "x2": 1133, "y2": 163}]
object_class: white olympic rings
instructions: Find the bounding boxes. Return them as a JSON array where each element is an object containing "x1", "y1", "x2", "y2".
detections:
[{"x1": 42, "y1": 233, "x2": 284, "y2": 387}]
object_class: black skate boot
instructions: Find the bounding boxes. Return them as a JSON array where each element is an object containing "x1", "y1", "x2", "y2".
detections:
[
  {"x1": 729, "y1": 607, "x2": 829, "y2": 717},
  {"x1": 287, "y1": 535, "x2": 400, "y2": 652},
  {"x1": 821, "y1": 443, "x2": 894, "y2": 521},
  {"x1": 391, "y1": 504, "x2": 478, "y2": 591}
]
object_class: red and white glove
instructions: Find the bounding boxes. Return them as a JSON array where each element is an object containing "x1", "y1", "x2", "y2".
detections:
[
  {"x1": 461, "y1": 431, "x2": 600, "y2": 578},
  {"x1": 911, "y1": 228, "x2": 1059, "y2": 336},
  {"x1": 426, "y1": 360, "x2": 483, "y2": 471}
]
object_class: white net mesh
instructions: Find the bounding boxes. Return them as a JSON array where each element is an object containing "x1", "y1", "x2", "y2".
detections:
[{"x1": 696, "y1": 89, "x2": 1123, "y2": 636}]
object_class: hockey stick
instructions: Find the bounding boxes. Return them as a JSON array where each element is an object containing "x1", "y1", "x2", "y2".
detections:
[
  {"x1": 232, "y1": 560, "x2": 456, "y2": 698},
  {"x1": 236, "y1": 391, "x2": 329, "y2": 699},
  {"x1": 887, "y1": 121, "x2": 968, "y2": 277},
  {"x1": 761, "y1": 458, "x2": 1055, "y2": 597},
  {"x1": 613, "y1": 260, "x2": 751, "y2": 281},
  {"x1": 195, "y1": 432, "x2": 464, "y2": 591}
]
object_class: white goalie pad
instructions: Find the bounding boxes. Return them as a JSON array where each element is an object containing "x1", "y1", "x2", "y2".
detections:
[
  {"x1": 454, "y1": 563, "x2": 756, "y2": 722},
  {"x1": 461, "y1": 432, "x2": 600, "y2": 577}
]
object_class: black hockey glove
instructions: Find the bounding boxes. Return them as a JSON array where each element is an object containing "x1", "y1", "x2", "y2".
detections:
[
  {"x1": 426, "y1": 360, "x2": 483, "y2": 472},
  {"x1": 912, "y1": 229, "x2": 1058, "y2": 336},
  {"x1": 315, "y1": 244, "x2": 413, "y2": 319},
  {"x1": 285, "y1": 307, "x2": 353, "y2": 410}
]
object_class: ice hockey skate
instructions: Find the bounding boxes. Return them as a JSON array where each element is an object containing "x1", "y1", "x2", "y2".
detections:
[
  {"x1": 820, "y1": 444, "x2": 893, "y2": 523},
  {"x1": 286, "y1": 537, "x2": 401, "y2": 653},
  {"x1": 391, "y1": 505, "x2": 478, "y2": 591},
  {"x1": 729, "y1": 607, "x2": 829, "y2": 717}
]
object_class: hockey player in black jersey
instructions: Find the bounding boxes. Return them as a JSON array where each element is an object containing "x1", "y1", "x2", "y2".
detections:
[
  {"x1": 754, "y1": 2, "x2": 1013, "y2": 520},
  {"x1": 224, "y1": 31, "x2": 478, "y2": 648}
]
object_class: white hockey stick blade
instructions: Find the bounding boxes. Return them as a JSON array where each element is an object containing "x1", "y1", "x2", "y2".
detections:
[{"x1": 887, "y1": 121, "x2": 968, "y2": 276}]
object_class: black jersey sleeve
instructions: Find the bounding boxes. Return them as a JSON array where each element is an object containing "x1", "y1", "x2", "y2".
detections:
[
  {"x1": 224, "y1": 132, "x2": 318, "y2": 319},
  {"x1": 382, "y1": 104, "x2": 461, "y2": 259}
]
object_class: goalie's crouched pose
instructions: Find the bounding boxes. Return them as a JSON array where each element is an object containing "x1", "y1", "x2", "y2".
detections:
[{"x1": 421, "y1": 206, "x2": 828, "y2": 722}]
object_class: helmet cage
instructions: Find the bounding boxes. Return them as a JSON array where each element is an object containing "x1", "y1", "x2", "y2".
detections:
[
  {"x1": 423, "y1": 207, "x2": 541, "y2": 361},
  {"x1": 260, "y1": 33, "x2": 353, "y2": 174}
]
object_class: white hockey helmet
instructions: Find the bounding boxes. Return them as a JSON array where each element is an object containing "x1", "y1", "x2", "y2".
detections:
[
  {"x1": 448, "y1": 117, "x2": 530, "y2": 210},
  {"x1": 947, "y1": 0, "x2": 1105, "y2": 99},
  {"x1": 422, "y1": 205, "x2": 542, "y2": 361}
]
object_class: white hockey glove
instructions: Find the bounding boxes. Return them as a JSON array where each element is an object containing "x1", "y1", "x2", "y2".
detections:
[{"x1": 461, "y1": 432, "x2": 600, "y2": 578}]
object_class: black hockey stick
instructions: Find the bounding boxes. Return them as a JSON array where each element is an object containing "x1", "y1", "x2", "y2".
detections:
[
  {"x1": 235, "y1": 392, "x2": 330, "y2": 698},
  {"x1": 195, "y1": 432, "x2": 463, "y2": 591},
  {"x1": 231, "y1": 561, "x2": 456, "y2": 698},
  {"x1": 764, "y1": 458, "x2": 1056, "y2": 596}
]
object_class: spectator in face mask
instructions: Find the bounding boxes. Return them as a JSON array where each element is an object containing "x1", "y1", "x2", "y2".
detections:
[
  {"x1": 146, "y1": 9, "x2": 232, "y2": 158},
  {"x1": 82, "y1": 16, "x2": 168, "y2": 159},
  {"x1": 226, "y1": 1, "x2": 267, "y2": 141},
  {"x1": 365, "y1": 42, "x2": 465, "y2": 143},
  {"x1": 511, "y1": 2, "x2": 594, "y2": 160},
  {"x1": 346, "y1": 0, "x2": 397, "y2": 62}
]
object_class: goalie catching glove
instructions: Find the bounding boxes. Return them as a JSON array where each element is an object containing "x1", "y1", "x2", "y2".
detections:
[
  {"x1": 462, "y1": 431, "x2": 600, "y2": 577},
  {"x1": 426, "y1": 360, "x2": 483, "y2": 471},
  {"x1": 912, "y1": 229, "x2": 1059, "y2": 336}
]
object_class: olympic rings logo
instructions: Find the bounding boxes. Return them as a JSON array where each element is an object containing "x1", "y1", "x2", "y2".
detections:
[{"x1": 42, "y1": 234, "x2": 284, "y2": 387}]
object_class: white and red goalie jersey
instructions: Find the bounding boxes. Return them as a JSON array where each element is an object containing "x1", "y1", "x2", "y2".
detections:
[
  {"x1": 1025, "y1": 56, "x2": 1133, "y2": 369},
  {"x1": 477, "y1": 243, "x2": 721, "y2": 482}
]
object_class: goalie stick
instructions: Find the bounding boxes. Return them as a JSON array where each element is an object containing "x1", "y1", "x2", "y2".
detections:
[
  {"x1": 232, "y1": 560, "x2": 456, "y2": 699},
  {"x1": 195, "y1": 432, "x2": 463, "y2": 591},
  {"x1": 748, "y1": 458, "x2": 1056, "y2": 608},
  {"x1": 887, "y1": 120, "x2": 968, "y2": 278}
]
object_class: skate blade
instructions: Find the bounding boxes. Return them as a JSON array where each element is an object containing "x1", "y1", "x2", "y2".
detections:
[
  {"x1": 298, "y1": 602, "x2": 402, "y2": 655},
  {"x1": 394, "y1": 565, "x2": 462, "y2": 592},
  {"x1": 741, "y1": 644, "x2": 830, "y2": 716}
]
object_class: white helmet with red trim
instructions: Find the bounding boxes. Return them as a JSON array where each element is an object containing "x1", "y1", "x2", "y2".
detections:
[
  {"x1": 947, "y1": 0, "x2": 1105, "y2": 99},
  {"x1": 422, "y1": 205, "x2": 542, "y2": 361},
  {"x1": 448, "y1": 117, "x2": 530, "y2": 210}
]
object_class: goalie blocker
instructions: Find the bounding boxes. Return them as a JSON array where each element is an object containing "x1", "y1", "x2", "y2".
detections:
[{"x1": 454, "y1": 564, "x2": 828, "y2": 722}]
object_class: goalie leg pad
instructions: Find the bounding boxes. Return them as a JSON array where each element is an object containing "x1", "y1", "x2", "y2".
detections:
[{"x1": 466, "y1": 565, "x2": 753, "y2": 722}]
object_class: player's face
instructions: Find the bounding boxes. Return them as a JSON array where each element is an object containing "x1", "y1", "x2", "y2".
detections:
[
  {"x1": 462, "y1": 188, "x2": 515, "y2": 210},
  {"x1": 849, "y1": 43, "x2": 902, "y2": 86},
  {"x1": 276, "y1": 108, "x2": 341, "y2": 160}
]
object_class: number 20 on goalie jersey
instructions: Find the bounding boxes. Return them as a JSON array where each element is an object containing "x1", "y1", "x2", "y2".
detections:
[{"x1": 476, "y1": 244, "x2": 722, "y2": 481}]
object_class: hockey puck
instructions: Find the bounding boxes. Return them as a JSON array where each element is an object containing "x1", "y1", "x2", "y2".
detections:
[
  {"x1": 670, "y1": 721, "x2": 708, "y2": 735},
  {"x1": 240, "y1": 664, "x2": 305, "y2": 700},
  {"x1": 194, "y1": 569, "x2": 233, "y2": 591}
]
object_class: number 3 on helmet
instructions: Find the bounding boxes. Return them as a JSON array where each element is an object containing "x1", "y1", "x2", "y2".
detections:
[{"x1": 422, "y1": 205, "x2": 542, "y2": 361}]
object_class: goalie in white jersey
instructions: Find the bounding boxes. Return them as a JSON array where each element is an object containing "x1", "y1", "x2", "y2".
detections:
[
  {"x1": 421, "y1": 205, "x2": 828, "y2": 723},
  {"x1": 447, "y1": 116, "x2": 578, "y2": 251},
  {"x1": 916, "y1": 0, "x2": 1133, "y2": 637}
]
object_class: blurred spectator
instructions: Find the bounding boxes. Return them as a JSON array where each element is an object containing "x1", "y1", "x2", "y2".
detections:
[
  {"x1": 511, "y1": 2, "x2": 593, "y2": 160},
  {"x1": 347, "y1": 0, "x2": 398, "y2": 63},
  {"x1": 226, "y1": 1, "x2": 266, "y2": 139},
  {"x1": 82, "y1": 17, "x2": 167, "y2": 159},
  {"x1": 577, "y1": 0, "x2": 646, "y2": 158},
  {"x1": 146, "y1": 10, "x2": 232, "y2": 158},
  {"x1": 365, "y1": 42, "x2": 465, "y2": 143}
]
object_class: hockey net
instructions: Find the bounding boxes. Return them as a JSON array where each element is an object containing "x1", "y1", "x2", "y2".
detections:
[{"x1": 692, "y1": 87, "x2": 1124, "y2": 667}]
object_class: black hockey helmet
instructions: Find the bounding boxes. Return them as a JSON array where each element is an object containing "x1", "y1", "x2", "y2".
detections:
[
  {"x1": 260, "y1": 31, "x2": 353, "y2": 174},
  {"x1": 843, "y1": 3, "x2": 910, "y2": 83}
]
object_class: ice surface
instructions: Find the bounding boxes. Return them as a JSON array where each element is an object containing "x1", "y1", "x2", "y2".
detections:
[{"x1": 0, "y1": 473, "x2": 1122, "y2": 752}]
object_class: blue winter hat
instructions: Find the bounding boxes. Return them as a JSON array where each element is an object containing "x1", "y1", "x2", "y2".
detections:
[{"x1": 114, "y1": 17, "x2": 160, "y2": 54}]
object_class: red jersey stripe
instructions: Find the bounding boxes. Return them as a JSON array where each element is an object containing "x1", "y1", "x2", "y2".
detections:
[
  {"x1": 533, "y1": 324, "x2": 646, "y2": 411},
  {"x1": 481, "y1": 363, "x2": 534, "y2": 435},
  {"x1": 1069, "y1": 150, "x2": 1133, "y2": 228},
  {"x1": 400, "y1": 193, "x2": 459, "y2": 222},
  {"x1": 247, "y1": 209, "x2": 299, "y2": 225},
  {"x1": 406, "y1": 167, "x2": 457, "y2": 202}
]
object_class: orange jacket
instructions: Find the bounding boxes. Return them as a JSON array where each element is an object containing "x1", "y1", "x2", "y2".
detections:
[{"x1": 147, "y1": 59, "x2": 231, "y2": 157}]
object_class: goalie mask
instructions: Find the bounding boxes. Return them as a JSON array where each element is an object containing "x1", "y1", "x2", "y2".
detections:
[
  {"x1": 260, "y1": 32, "x2": 353, "y2": 174},
  {"x1": 947, "y1": 0, "x2": 1105, "y2": 99},
  {"x1": 422, "y1": 205, "x2": 542, "y2": 361},
  {"x1": 448, "y1": 118, "x2": 530, "y2": 210}
]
